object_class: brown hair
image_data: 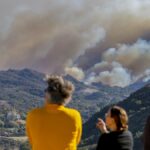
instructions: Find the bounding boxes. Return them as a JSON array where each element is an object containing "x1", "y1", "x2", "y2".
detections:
[
  {"x1": 110, "y1": 106, "x2": 128, "y2": 131},
  {"x1": 45, "y1": 75, "x2": 75, "y2": 105}
]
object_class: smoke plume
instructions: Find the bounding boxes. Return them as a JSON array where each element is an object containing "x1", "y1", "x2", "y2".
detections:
[{"x1": 0, "y1": 0, "x2": 150, "y2": 87}]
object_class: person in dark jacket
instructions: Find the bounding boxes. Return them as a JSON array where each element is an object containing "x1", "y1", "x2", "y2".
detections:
[
  {"x1": 144, "y1": 116, "x2": 150, "y2": 150},
  {"x1": 96, "y1": 106, "x2": 133, "y2": 150}
]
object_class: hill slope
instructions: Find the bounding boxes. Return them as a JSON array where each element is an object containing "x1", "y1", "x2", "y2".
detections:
[
  {"x1": 0, "y1": 68, "x2": 141, "y2": 121},
  {"x1": 81, "y1": 84, "x2": 150, "y2": 150},
  {"x1": 0, "y1": 69, "x2": 46, "y2": 111},
  {"x1": 0, "y1": 69, "x2": 149, "y2": 150}
]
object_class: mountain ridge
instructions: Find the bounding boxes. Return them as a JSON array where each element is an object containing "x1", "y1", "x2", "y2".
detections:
[{"x1": 81, "y1": 84, "x2": 150, "y2": 150}]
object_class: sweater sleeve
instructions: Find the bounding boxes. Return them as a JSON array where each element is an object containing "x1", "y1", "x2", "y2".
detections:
[
  {"x1": 144, "y1": 116, "x2": 150, "y2": 150},
  {"x1": 26, "y1": 112, "x2": 33, "y2": 146},
  {"x1": 76, "y1": 111, "x2": 82, "y2": 145},
  {"x1": 96, "y1": 133, "x2": 108, "y2": 150}
]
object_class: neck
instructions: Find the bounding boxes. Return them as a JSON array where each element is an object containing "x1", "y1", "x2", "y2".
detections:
[{"x1": 45, "y1": 100, "x2": 64, "y2": 106}]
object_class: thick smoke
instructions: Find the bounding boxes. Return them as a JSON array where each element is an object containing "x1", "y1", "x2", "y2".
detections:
[
  {"x1": 103, "y1": 40, "x2": 150, "y2": 75},
  {"x1": 87, "y1": 67, "x2": 131, "y2": 87},
  {"x1": 76, "y1": 0, "x2": 150, "y2": 70},
  {"x1": 0, "y1": 0, "x2": 106, "y2": 73},
  {"x1": 0, "y1": 0, "x2": 150, "y2": 87},
  {"x1": 86, "y1": 39, "x2": 150, "y2": 87},
  {"x1": 65, "y1": 67, "x2": 85, "y2": 81}
]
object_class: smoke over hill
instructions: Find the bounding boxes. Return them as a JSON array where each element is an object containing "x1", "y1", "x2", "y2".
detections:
[{"x1": 0, "y1": 0, "x2": 150, "y2": 87}]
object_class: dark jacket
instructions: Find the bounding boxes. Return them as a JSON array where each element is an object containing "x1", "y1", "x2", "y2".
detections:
[
  {"x1": 96, "y1": 130, "x2": 133, "y2": 150},
  {"x1": 144, "y1": 116, "x2": 150, "y2": 150}
]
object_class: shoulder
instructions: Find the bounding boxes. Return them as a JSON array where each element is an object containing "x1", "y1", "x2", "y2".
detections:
[
  {"x1": 118, "y1": 130, "x2": 133, "y2": 142},
  {"x1": 66, "y1": 107, "x2": 81, "y2": 116},
  {"x1": 107, "y1": 130, "x2": 133, "y2": 140},
  {"x1": 27, "y1": 107, "x2": 44, "y2": 119},
  {"x1": 64, "y1": 107, "x2": 82, "y2": 120},
  {"x1": 121, "y1": 131, "x2": 133, "y2": 146},
  {"x1": 123, "y1": 130, "x2": 133, "y2": 137}
]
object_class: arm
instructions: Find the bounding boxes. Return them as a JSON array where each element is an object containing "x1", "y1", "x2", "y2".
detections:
[
  {"x1": 76, "y1": 111, "x2": 82, "y2": 145},
  {"x1": 144, "y1": 116, "x2": 150, "y2": 150},
  {"x1": 26, "y1": 112, "x2": 33, "y2": 146},
  {"x1": 96, "y1": 133, "x2": 109, "y2": 150},
  {"x1": 96, "y1": 118, "x2": 109, "y2": 134},
  {"x1": 96, "y1": 119, "x2": 109, "y2": 150}
]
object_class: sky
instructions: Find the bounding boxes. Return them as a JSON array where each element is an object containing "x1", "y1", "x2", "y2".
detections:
[{"x1": 0, "y1": 0, "x2": 150, "y2": 87}]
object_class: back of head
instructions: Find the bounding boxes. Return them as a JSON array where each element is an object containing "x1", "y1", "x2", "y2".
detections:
[
  {"x1": 110, "y1": 106, "x2": 128, "y2": 131},
  {"x1": 45, "y1": 75, "x2": 75, "y2": 105}
]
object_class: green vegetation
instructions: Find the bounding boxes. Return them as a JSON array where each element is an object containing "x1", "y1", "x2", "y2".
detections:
[{"x1": 0, "y1": 69, "x2": 149, "y2": 149}]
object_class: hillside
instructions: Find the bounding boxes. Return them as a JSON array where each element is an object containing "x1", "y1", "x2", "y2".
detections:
[
  {"x1": 81, "y1": 84, "x2": 150, "y2": 150},
  {"x1": 0, "y1": 68, "x2": 139, "y2": 121},
  {"x1": 0, "y1": 69, "x2": 46, "y2": 111},
  {"x1": 0, "y1": 68, "x2": 149, "y2": 150}
]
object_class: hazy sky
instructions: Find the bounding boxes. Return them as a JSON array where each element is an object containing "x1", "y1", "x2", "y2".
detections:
[{"x1": 0, "y1": 0, "x2": 150, "y2": 87}]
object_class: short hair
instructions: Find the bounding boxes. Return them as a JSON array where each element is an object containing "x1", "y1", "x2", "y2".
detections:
[
  {"x1": 45, "y1": 75, "x2": 75, "y2": 105},
  {"x1": 110, "y1": 106, "x2": 128, "y2": 131}
]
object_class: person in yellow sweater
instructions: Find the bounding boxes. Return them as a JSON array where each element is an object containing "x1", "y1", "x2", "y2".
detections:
[{"x1": 26, "y1": 75, "x2": 82, "y2": 150}]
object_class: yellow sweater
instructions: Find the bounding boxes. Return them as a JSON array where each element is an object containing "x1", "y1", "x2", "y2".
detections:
[{"x1": 26, "y1": 104, "x2": 82, "y2": 150}]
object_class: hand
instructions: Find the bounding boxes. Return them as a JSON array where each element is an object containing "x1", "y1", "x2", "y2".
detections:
[{"x1": 96, "y1": 118, "x2": 108, "y2": 134}]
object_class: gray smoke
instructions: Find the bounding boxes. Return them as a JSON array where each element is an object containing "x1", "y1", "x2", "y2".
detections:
[
  {"x1": 0, "y1": 0, "x2": 150, "y2": 87},
  {"x1": 85, "y1": 39, "x2": 150, "y2": 87},
  {"x1": 0, "y1": 0, "x2": 106, "y2": 73},
  {"x1": 65, "y1": 66, "x2": 85, "y2": 80}
]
